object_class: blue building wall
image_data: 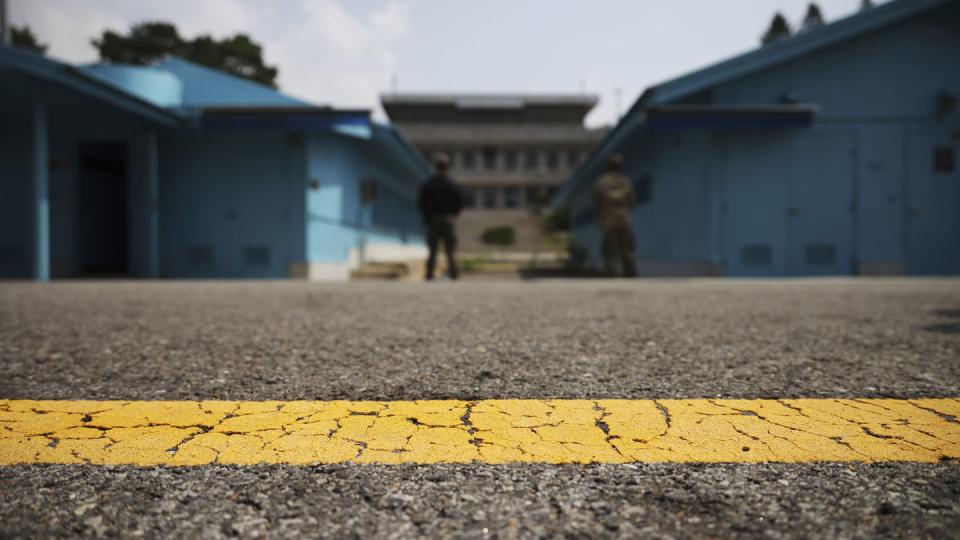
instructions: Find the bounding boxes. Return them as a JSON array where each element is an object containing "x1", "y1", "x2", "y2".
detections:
[
  {"x1": 157, "y1": 127, "x2": 423, "y2": 279},
  {"x1": 0, "y1": 119, "x2": 32, "y2": 278},
  {"x1": 48, "y1": 120, "x2": 158, "y2": 278},
  {"x1": 305, "y1": 130, "x2": 424, "y2": 267},
  {"x1": 570, "y1": 130, "x2": 717, "y2": 275},
  {"x1": 159, "y1": 130, "x2": 305, "y2": 278},
  {"x1": 1, "y1": 48, "x2": 427, "y2": 281},
  {"x1": 0, "y1": 113, "x2": 159, "y2": 278},
  {"x1": 568, "y1": 1, "x2": 960, "y2": 276},
  {"x1": 1, "y1": 122, "x2": 424, "y2": 280}
]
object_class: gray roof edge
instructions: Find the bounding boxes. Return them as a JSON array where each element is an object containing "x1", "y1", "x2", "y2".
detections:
[{"x1": 380, "y1": 92, "x2": 600, "y2": 107}]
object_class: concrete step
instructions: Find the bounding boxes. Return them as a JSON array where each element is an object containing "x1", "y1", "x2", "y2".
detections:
[{"x1": 350, "y1": 262, "x2": 410, "y2": 280}]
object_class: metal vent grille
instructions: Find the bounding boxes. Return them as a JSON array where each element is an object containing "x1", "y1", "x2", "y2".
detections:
[
  {"x1": 742, "y1": 244, "x2": 772, "y2": 266},
  {"x1": 243, "y1": 246, "x2": 271, "y2": 267},
  {"x1": 0, "y1": 243, "x2": 24, "y2": 268},
  {"x1": 806, "y1": 244, "x2": 836, "y2": 266},
  {"x1": 186, "y1": 245, "x2": 215, "y2": 268}
]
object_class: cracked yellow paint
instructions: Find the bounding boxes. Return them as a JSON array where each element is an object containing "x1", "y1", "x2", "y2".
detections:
[{"x1": 1, "y1": 398, "x2": 959, "y2": 466}]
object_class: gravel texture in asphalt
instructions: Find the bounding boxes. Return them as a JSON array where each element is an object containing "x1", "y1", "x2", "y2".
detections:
[
  {"x1": 2, "y1": 279, "x2": 959, "y2": 401},
  {"x1": 2, "y1": 463, "x2": 958, "y2": 539},
  {"x1": 1, "y1": 278, "x2": 959, "y2": 538}
]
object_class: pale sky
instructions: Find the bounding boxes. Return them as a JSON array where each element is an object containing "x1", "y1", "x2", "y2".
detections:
[{"x1": 8, "y1": 0, "x2": 879, "y2": 126}]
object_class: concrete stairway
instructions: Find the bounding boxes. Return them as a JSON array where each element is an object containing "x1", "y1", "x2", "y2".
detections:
[{"x1": 350, "y1": 262, "x2": 413, "y2": 281}]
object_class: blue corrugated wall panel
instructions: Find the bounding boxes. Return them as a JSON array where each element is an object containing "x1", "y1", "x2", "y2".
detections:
[
  {"x1": 569, "y1": 3, "x2": 960, "y2": 276},
  {"x1": 159, "y1": 131, "x2": 304, "y2": 278}
]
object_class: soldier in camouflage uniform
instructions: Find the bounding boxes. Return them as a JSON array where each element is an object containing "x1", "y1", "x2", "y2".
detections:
[{"x1": 592, "y1": 155, "x2": 637, "y2": 277}]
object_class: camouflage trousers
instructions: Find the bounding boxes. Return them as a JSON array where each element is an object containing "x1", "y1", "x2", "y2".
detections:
[
  {"x1": 601, "y1": 223, "x2": 637, "y2": 277},
  {"x1": 426, "y1": 216, "x2": 459, "y2": 280}
]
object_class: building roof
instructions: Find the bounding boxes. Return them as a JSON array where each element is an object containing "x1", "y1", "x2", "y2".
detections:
[
  {"x1": 0, "y1": 43, "x2": 184, "y2": 125},
  {"x1": 81, "y1": 56, "x2": 312, "y2": 111},
  {"x1": 552, "y1": 0, "x2": 956, "y2": 206},
  {"x1": 81, "y1": 57, "x2": 380, "y2": 133},
  {"x1": 381, "y1": 93, "x2": 598, "y2": 109},
  {"x1": 371, "y1": 123, "x2": 432, "y2": 183},
  {"x1": 149, "y1": 57, "x2": 312, "y2": 110}
]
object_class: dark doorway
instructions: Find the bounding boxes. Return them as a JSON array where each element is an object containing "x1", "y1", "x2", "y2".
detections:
[{"x1": 78, "y1": 143, "x2": 128, "y2": 275}]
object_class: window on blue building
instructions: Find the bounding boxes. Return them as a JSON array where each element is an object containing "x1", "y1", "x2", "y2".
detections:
[
  {"x1": 934, "y1": 146, "x2": 955, "y2": 174},
  {"x1": 373, "y1": 181, "x2": 413, "y2": 235},
  {"x1": 634, "y1": 174, "x2": 652, "y2": 204}
]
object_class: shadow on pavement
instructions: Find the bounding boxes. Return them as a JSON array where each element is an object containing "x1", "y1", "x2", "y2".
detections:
[
  {"x1": 920, "y1": 308, "x2": 960, "y2": 334},
  {"x1": 921, "y1": 323, "x2": 960, "y2": 335}
]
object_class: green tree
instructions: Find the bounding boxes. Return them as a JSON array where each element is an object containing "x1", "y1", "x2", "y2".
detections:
[
  {"x1": 761, "y1": 13, "x2": 793, "y2": 45},
  {"x1": 11, "y1": 25, "x2": 48, "y2": 54},
  {"x1": 860, "y1": 0, "x2": 874, "y2": 10},
  {"x1": 800, "y1": 3, "x2": 826, "y2": 32},
  {"x1": 92, "y1": 21, "x2": 279, "y2": 87}
]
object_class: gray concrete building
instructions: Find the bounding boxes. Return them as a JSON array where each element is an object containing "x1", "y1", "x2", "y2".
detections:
[{"x1": 381, "y1": 93, "x2": 607, "y2": 251}]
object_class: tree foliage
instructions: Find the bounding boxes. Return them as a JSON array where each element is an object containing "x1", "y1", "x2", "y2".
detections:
[
  {"x1": 761, "y1": 13, "x2": 793, "y2": 45},
  {"x1": 860, "y1": 0, "x2": 874, "y2": 10},
  {"x1": 801, "y1": 3, "x2": 826, "y2": 32},
  {"x1": 11, "y1": 25, "x2": 48, "y2": 54},
  {"x1": 92, "y1": 22, "x2": 279, "y2": 87}
]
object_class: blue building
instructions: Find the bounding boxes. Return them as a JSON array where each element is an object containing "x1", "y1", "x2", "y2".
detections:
[
  {"x1": 555, "y1": 0, "x2": 960, "y2": 277},
  {"x1": 1, "y1": 46, "x2": 428, "y2": 281}
]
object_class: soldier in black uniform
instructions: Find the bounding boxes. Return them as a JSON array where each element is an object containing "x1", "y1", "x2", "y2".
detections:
[{"x1": 418, "y1": 154, "x2": 464, "y2": 280}]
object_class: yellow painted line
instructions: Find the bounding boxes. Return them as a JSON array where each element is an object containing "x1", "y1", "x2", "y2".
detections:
[{"x1": 1, "y1": 398, "x2": 959, "y2": 466}]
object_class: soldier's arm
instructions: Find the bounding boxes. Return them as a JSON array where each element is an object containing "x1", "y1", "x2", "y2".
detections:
[{"x1": 624, "y1": 177, "x2": 636, "y2": 208}]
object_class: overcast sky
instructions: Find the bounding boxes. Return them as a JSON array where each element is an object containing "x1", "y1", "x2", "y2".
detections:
[{"x1": 9, "y1": 0, "x2": 878, "y2": 126}]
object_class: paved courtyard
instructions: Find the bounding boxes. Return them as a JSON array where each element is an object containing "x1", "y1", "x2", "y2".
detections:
[{"x1": 1, "y1": 278, "x2": 959, "y2": 537}]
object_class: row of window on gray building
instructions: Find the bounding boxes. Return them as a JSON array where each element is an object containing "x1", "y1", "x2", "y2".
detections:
[
  {"x1": 421, "y1": 147, "x2": 586, "y2": 173},
  {"x1": 461, "y1": 184, "x2": 562, "y2": 210}
]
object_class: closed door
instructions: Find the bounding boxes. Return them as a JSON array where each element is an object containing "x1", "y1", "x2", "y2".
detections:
[
  {"x1": 786, "y1": 132, "x2": 856, "y2": 276},
  {"x1": 721, "y1": 131, "x2": 855, "y2": 276},
  {"x1": 905, "y1": 128, "x2": 960, "y2": 275},
  {"x1": 721, "y1": 135, "x2": 791, "y2": 276},
  {"x1": 78, "y1": 143, "x2": 129, "y2": 275}
]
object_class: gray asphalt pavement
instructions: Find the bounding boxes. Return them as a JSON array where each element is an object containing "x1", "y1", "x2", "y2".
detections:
[{"x1": 1, "y1": 278, "x2": 959, "y2": 538}]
